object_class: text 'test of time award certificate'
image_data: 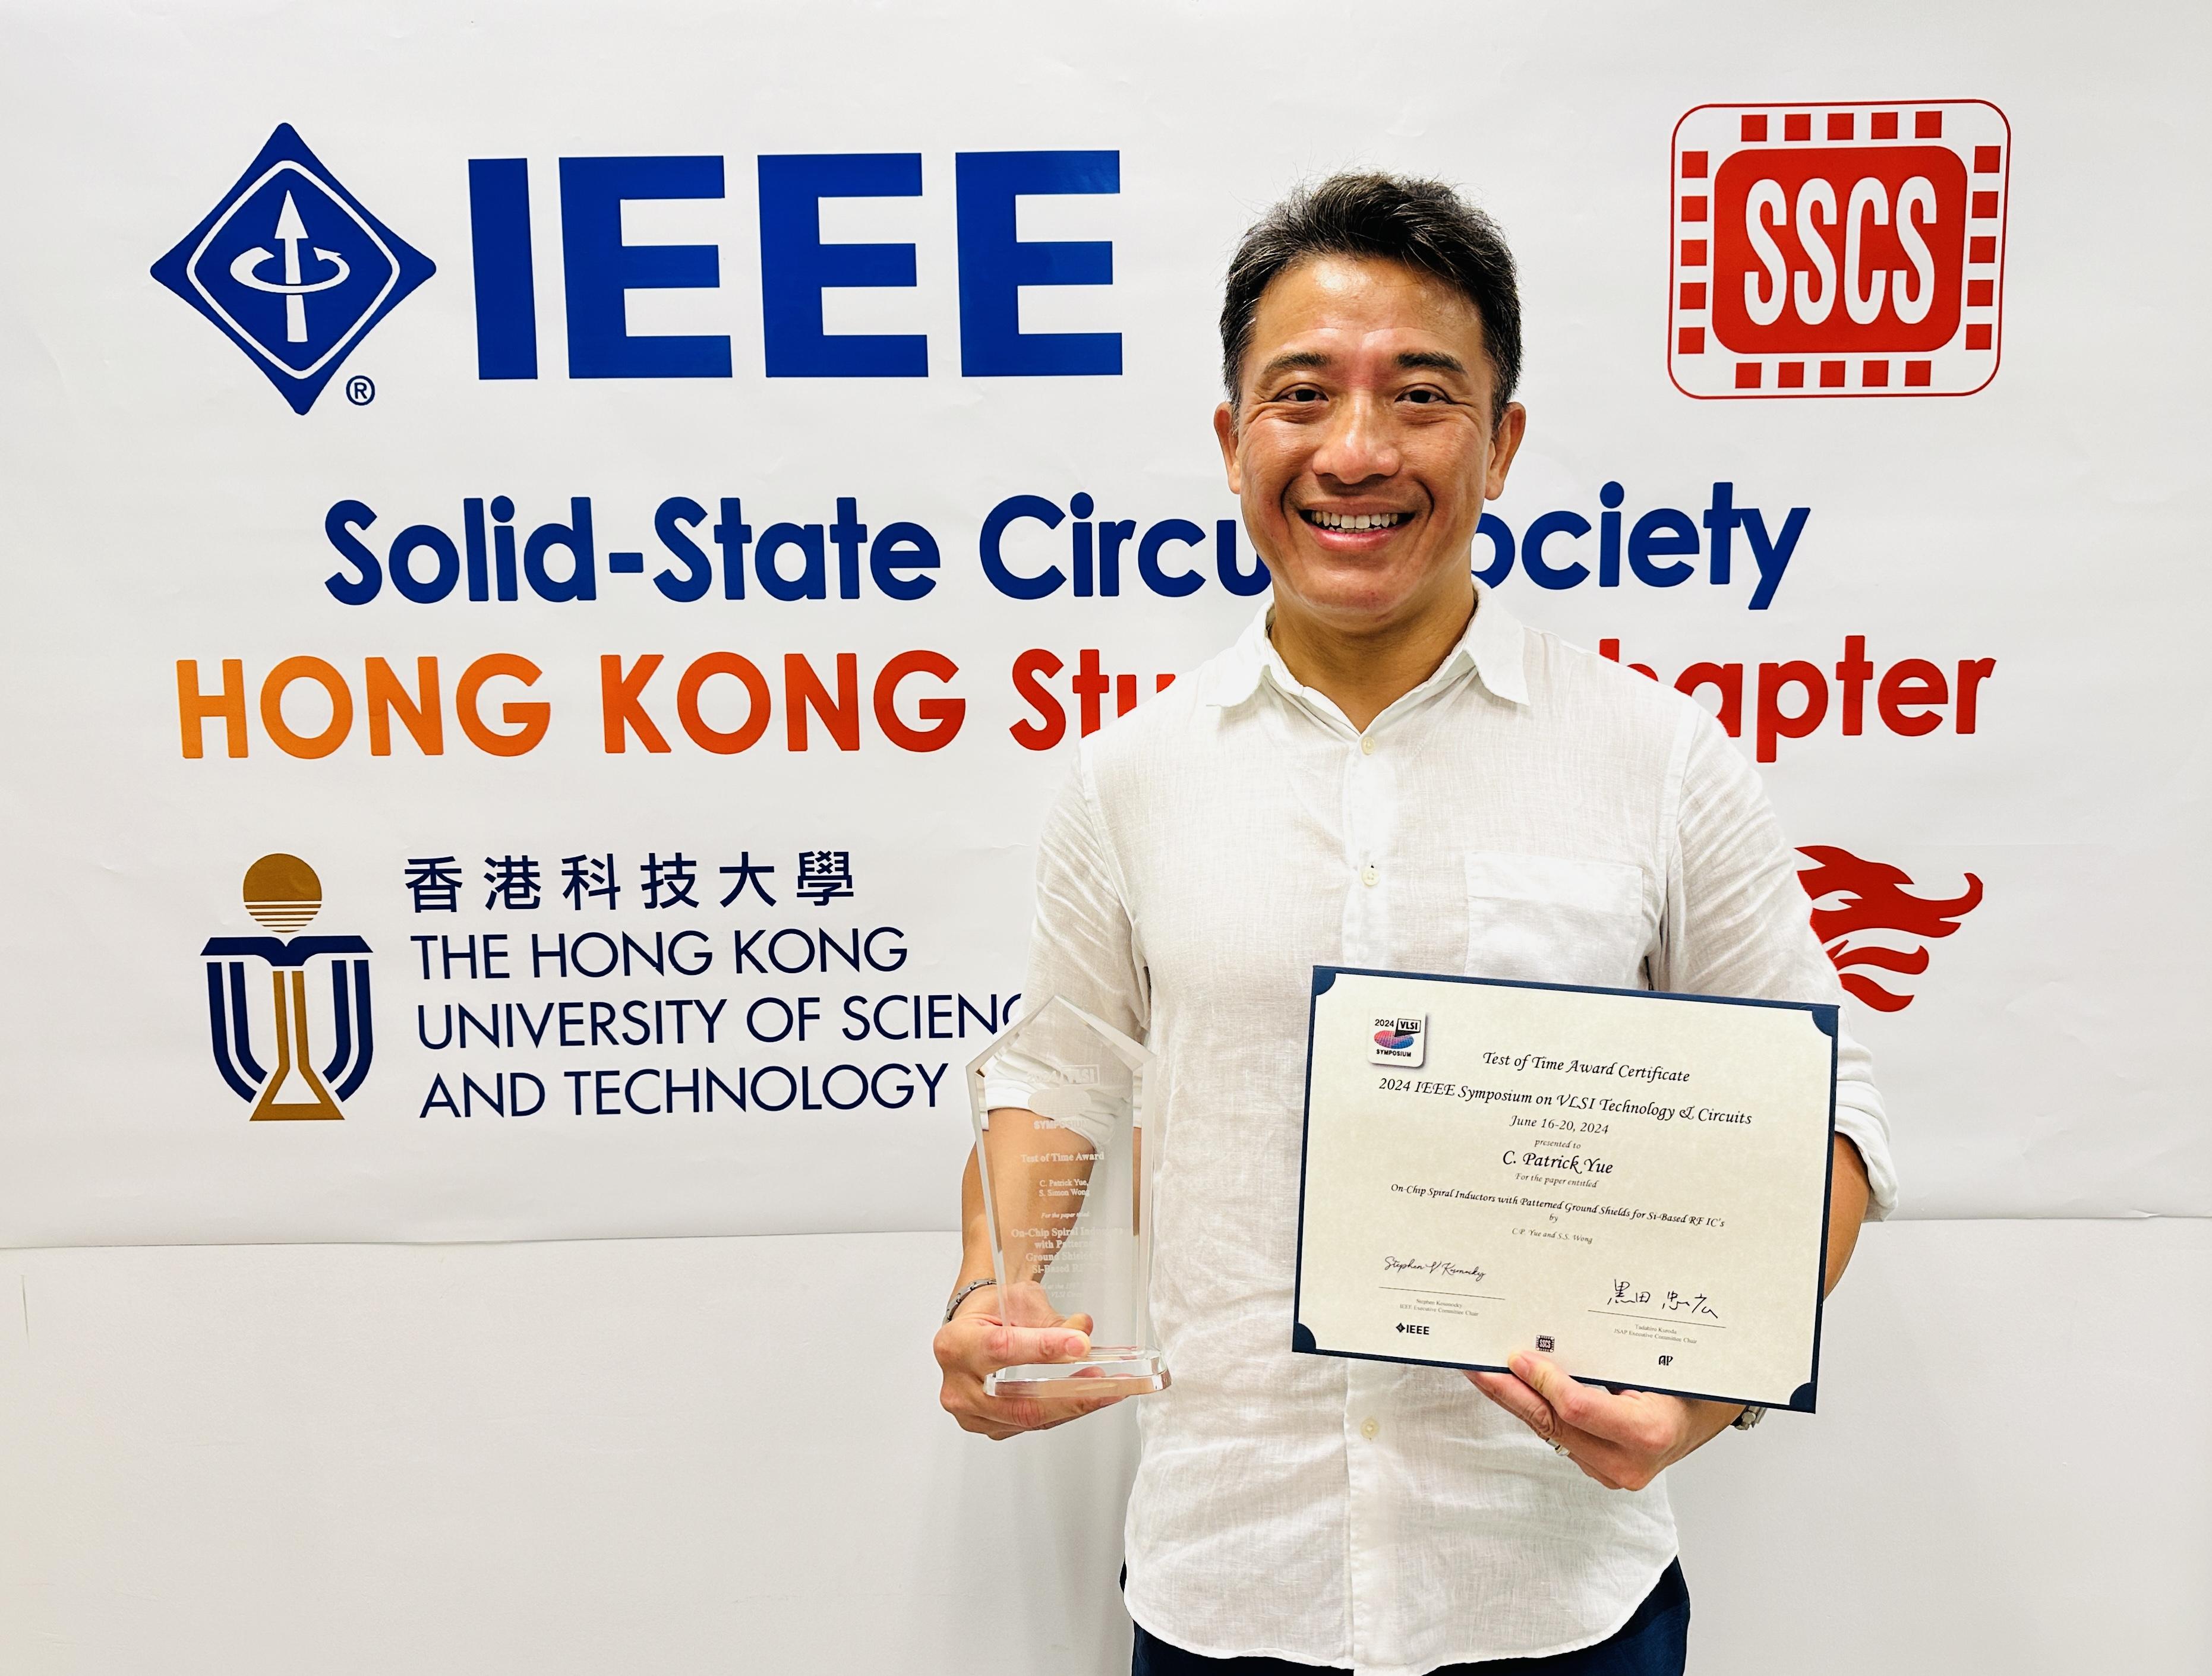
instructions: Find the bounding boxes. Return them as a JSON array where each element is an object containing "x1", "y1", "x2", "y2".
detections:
[{"x1": 1293, "y1": 967, "x2": 1839, "y2": 1412}]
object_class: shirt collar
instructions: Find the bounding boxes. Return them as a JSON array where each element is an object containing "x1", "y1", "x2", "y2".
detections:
[{"x1": 1195, "y1": 581, "x2": 1529, "y2": 711}]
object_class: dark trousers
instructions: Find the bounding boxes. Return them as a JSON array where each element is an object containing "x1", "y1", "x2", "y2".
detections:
[{"x1": 1131, "y1": 1558, "x2": 1689, "y2": 1675}]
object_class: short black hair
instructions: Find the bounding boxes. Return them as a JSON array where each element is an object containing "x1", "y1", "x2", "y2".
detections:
[{"x1": 1220, "y1": 172, "x2": 1522, "y2": 422}]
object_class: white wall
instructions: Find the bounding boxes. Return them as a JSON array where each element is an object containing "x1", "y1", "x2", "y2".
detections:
[{"x1": 0, "y1": 1218, "x2": 2202, "y2": 1674}]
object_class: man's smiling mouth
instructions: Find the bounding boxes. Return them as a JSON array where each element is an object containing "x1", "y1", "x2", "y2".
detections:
[{"x1": 1300, "y1": 510, "x2": 1414, "y2": 531}]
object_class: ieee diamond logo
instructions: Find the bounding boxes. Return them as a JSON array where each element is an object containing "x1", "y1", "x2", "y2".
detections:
[{"x1": 151, "y1": 124, "x2": 435, "y2": 414}]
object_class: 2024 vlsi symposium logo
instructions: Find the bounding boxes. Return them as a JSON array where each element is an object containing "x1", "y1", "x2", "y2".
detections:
[
  {"x1": 152, "y1": 124, "x2": 436, "y2": 414},
  {"x1": 203, "y1": 854, "x2": 375, "y2": 1119},
  {"x1": 1370, "y1": 1015, "x2": 1427, "y2": 1069}
]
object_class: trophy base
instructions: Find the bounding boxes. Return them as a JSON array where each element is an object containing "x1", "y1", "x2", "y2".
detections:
[{"x1": 986, "y1": 1349, "x2": 1169, "y2": 1401}]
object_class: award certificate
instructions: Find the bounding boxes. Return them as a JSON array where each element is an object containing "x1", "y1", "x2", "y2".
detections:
[{"x1": 1293, "y1": 967, "x2": 1838, "y2": 1411}]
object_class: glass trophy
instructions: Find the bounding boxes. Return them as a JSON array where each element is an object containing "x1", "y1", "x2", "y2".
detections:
[{"x1": 967, "y1": 995, "x2": 1168, "y2": 1400}]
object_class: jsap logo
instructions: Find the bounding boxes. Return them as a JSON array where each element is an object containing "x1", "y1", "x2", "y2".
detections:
[
  {"x1": 151, "y1": 124, "x2": 436, "y2": 414},
  {"x1": 202, "y1": 853, "x2": 375, "y2": 1119},
  {"x1": 1670, "y1": 101, "x2": 2009, "y2": 397}
]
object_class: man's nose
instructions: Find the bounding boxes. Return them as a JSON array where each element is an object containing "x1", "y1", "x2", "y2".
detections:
[{"x1": 1309, "y1": 391, "x2": 1400, "y2": 486}]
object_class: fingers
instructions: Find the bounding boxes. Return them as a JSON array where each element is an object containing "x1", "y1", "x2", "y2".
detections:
[
  {"x1": 1467, "y1": 1354, "x2": 1694, "y2": 1491},
  {"x1": 933, "y1": 1311, "x2": 1118, "y2": 1441},
  {"x1": 967, "y1": 1319, "x2": 1093, "y2": 1376},
  {"x1": 1468, "y1": 1366, "x2": 1624, "y2": 1484},
  {"x1": 1507, "y1": 1353, "x2": 1608, "y2": 1434},
  {"x1": 1508, "y1": 1355, "x2": 1640, "y2": 1447},
  {"x1": 1467, "y1": 1367, "x2": 1561, "y2": 1442},
  {"x1": 1573, "y1": 1454, "x2": 1632, "y2": 1491},
  {"x1": 1033, "y1": 1391, "x2": 1128, "y2": 1431},
  {"x1": 1511, "y1": 1353, "x2": 1682, "y2": 1459},
  {"x1": 945, "y1": 1377, "x2": 1126, "y2": 1441}
]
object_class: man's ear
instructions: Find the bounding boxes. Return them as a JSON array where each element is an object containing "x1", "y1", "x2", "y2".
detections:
[
  {"x1": 1213, "y1": 402, "x2": 1242, "y2": 494},
  {"x1": 1484, "y1": 402, "x2": 1528, "y2": 501}
]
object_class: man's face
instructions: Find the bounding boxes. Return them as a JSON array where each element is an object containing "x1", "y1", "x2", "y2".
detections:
[{"x1": 1214, "y1": 254, "x2": 1525, "y2": 635}]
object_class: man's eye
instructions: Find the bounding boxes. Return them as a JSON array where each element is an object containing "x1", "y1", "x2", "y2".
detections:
[
  {"x1": 1402, "y1": 387, "x2": 1443, "y2": 404},
  {"x1": 1284, "y1": 386, "x2": 1323, "y2": 403}
]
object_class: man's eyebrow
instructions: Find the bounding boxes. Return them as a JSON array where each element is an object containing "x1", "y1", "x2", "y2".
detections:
[
  {"x1": 1254, "y1": 349, "x2": 1331, "y2": 381},
  {"x1": 1396, "y1": 350, "x2": 1469, "y2": 375}
]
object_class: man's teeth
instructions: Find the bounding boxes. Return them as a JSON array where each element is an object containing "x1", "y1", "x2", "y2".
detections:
[{"x1": 1306, "y1": 510, "x2": 1408, "y2": 531}]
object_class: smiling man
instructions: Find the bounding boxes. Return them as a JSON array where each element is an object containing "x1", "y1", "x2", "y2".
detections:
[{"x1": 934, "y1": 174, "x2": 1892, "y2": 1676}]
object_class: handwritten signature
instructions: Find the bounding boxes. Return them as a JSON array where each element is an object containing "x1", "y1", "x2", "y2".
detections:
[
  {"x1": 1384, "y1": 1256, "x2": 1487, "y2": 1283},
  {"x1": 1607, "y1": 1279, "x2": 1721, "y2": 1321}
]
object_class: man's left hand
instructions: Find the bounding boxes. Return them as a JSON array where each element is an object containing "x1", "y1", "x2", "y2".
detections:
[{"x1": 1466, "y1": 1353, "x2": 1742, "y2": 1491}]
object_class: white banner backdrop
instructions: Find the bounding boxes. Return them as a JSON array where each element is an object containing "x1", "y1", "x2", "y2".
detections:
[{"x1": 0, "y1": 0, "x2": 2202, "y2": 1243}]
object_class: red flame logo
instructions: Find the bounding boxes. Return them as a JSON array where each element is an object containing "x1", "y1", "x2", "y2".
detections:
[{"x1": 1797, "y1": 845, "x2": 1983, "y2": 1013}]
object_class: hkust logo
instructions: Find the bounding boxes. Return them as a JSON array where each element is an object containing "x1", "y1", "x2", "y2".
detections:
[
  {"x1": 1370, "y1": 1015, "x2": 1427, "y2": 1069},
  {"x1": 203, "y1": 854, "x2": 375, "y2": 1119},
  {"x1": 152, "y1": 124, "x2": 435, "y2": 414},
  {"x1": 1797, "y1": 845, "x2": 1983, "y2": 1014}
]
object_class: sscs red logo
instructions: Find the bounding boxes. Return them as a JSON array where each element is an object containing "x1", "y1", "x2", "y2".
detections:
[
  {"x1": 1671, "y1": 101, "x2": 2009, "y2": 398},
  {"x1": 1798, "y1": 845, "x2": 1983, "y2": 1013}
]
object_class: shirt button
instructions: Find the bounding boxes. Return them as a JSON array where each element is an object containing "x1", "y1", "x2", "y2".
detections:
[
  {"x1": 1359, "y1": 735, "x2": 1375, "y2": 755},
  {"x1": 1361, "y1": 1417, "x2": 1380, "y2": 1441},
  {"x1": 1361, "y1": 864, "x2": 1378, "y2": 888}
]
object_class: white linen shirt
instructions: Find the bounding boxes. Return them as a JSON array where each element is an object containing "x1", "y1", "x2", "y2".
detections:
[{"x1": 1021, "y1": 586, "x2": 1894, "y2": 1674}]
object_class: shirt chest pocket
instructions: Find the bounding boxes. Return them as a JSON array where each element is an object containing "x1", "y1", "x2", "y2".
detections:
[{"x1": 1465, "y1": 853, "x2": 1652, "y2": 989}]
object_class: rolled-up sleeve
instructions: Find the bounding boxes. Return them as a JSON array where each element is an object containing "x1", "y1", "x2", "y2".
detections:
[
  {"x1": 1657, "y1": 709, "x2": 1897, "y2": 1219},
  {"x1": 1018, "y1": 747, "x2": 1150, "y2": 1048},
  {"x1": 980, "y1": 751, "x2": 1152, "y2": 1133}
]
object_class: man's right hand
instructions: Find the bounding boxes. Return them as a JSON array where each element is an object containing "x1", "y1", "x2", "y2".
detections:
[{"x1": 933, "y1": 1290, "x2": 1130, "y2": 1440}]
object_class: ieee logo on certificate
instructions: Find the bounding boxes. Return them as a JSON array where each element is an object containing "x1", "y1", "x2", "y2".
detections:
[{"x1": 1370, "y1": 1015, "x2": 1427, "y2": 1069}]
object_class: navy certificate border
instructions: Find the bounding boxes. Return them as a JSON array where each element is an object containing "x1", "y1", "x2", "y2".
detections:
[{"x1": 1289, "y1": 965, "x2": 1839, "y2": 1415}]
